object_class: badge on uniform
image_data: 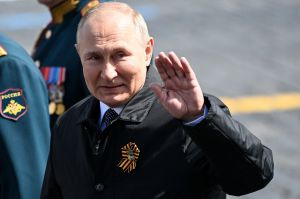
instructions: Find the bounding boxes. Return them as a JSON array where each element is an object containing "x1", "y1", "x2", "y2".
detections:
[
  {"x1": 40, "y1": 66, "x2": 66, "y2": 115},
  {"x1": 117, "y1": 142, "x2": 140, "y2": 173},
  {"x1": 0, "y1": 88, "x2": 28, "y2": 121}
]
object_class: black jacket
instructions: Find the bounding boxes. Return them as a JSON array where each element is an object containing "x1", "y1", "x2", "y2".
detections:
[{"x1": 41, "y1": 65, "x2": 273, "y2": 199}]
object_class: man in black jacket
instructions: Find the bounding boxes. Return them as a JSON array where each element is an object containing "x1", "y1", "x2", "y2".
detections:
[{"x1": 41, "y1": 2, "x2": 274, "y2": 199}]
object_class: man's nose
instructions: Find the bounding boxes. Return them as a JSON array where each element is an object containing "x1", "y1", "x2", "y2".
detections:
[{"x1": 101, "y1": 61, "x2": 117, "y2": 81}]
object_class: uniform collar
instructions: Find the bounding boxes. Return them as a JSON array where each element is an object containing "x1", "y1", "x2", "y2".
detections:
[{"x1": 77, "y1": 65, "x2": 161, "y2": 124}]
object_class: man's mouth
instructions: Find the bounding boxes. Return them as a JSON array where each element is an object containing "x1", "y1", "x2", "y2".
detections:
[{"x1": 101, "y1": 84, "x2": 123, "y2": 89}]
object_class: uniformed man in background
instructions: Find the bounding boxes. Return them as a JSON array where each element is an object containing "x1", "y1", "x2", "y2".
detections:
[
  {"x1": 33, "y1": 0, "x2": 112, "y2": 128},
  {"x1": 0, "y1": 33, "x2": 51, "y2": 199}
]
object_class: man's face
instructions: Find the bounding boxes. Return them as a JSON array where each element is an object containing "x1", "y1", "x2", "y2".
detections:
[{"x1": 76, "y1": 11, "x2": 153, "y2": 107}]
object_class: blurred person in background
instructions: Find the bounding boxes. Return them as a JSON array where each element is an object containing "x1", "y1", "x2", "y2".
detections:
[
  {"x1": 40, "y1": 2, "x2": 274, "y2": 199},
  {"x1": 33, "y1": 0, "x2": 112, "y2": 128},
  {"x1": 0, "y1": 33, "x2": 50, "y2": 199}
]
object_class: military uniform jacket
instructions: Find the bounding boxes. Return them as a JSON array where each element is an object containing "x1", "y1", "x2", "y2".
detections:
[
  {"x1": 41, "y1": 65, "x2": 274, "y2": 199},
  {"x1": 0, "y1": 33, "x2": 51, "y2": 199},
  {"x1": 32, "y1": 0, "x2": 109, "y2": 127},
  {"x1": 33, "y1": 0, "x2": 91, "y2": 106}
]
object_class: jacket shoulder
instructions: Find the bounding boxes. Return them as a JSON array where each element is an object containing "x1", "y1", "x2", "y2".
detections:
[
  {"x1": 204, "y1": 93, "x2": 231, "y2": 116},
  {"x1": 55, "y1": 95, "x2": 94, "y2": 126}
]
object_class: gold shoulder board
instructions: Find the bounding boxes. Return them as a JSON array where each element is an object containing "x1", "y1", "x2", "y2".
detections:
[
  {"x1": 81, "y1": 0, "x2": 100, "y2": 16},
  {"x1": 0, "y1": 45, "x2": 7, "y2": 57}
]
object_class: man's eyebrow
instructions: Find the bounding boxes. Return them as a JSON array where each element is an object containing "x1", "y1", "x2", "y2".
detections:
[
  {"x1": 81, "y1": 51, "x2": 101, "y2": 60},
  {"x1": 111, "y1": 45, "x2": 132, "y2": 53},
  {"x1": 112, "y1": 46, "x2": 127, "y2": 52},
  {"x1": 83, "y1": 50, "x2": 102, "y2": 56},
  {"x1": 82, "y1": 44, "x2": 129, "y2": 56}
]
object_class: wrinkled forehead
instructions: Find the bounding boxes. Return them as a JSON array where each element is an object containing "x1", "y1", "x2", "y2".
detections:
[
  {"x1": 81, "y1": 10, "x2": 135, "y2": 38},
  {"x1": 76, "y1": 2, "x2": 149, "y2": 46},
  {"x1": 78, "y1": 2, "x2": 134, "y2": 33},
  {"x1": 77, "y1": 8, "x2": 133, "y2": 40},
  {"x1": 88, "y1": 9, "x2": 131, "y2": 26}
]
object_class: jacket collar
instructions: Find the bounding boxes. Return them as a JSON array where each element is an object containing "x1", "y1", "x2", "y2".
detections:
[
  {"x1": 76, "y1": 96, "x2": 99, "y2": 126},
  {"x1": 50, "y1": 0, "x2": 80, "y2": 24},
  {"x1": 77, "y1": 65, "x2": 161, "y2": 124}
]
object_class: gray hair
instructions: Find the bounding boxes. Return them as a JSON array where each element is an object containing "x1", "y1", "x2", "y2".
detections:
[{"x1": 76, "y1": 2, "x2": 150, "y2": 45}]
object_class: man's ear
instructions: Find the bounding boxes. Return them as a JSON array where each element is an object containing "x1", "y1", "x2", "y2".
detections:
[{"x1": 145, "y1": 37, "x2": 154, "y2": 66}]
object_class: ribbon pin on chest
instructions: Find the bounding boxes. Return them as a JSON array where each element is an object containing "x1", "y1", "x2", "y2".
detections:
[{"x1": 118, "y1": 142, "x2": 140, "y2": 173}]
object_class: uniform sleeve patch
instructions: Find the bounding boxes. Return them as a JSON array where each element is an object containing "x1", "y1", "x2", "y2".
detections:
[
  {"x1": 0, "y1": 45, "x2": 8, "y2": 57},
  {"x1": 0, "y1": 88, "x2": 28, "y2": 121}
]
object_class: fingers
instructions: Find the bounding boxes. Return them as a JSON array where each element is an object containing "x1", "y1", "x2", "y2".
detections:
[
  {"x1": 155, "y1": 52, "x2": 179, "y2": 80},
  {"x1": 168, "y1": 52, "x2": 185, "y2": 78},
  {"x1": 155, "y1": 53, "x2": 178, "y2": 89},
  {"x1": 155, "y1": 51, "x2": 196, "y2": 82},
  {"x1": 155, "y1": 55, "x2": 169, "y2": 82},
  {"x1": 180, "y1": 56, "x2": 197, "y2": 80},
  {"x1": 155, "y1": 52, "x2": 174, "y2": 82}
]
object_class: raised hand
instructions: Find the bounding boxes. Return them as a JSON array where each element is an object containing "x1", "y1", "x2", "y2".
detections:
[{"x1": 150, "y1": 51, "x2": 205, "y2": 122}]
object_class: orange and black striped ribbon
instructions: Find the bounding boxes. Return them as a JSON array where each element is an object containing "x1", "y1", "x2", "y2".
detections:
[{"x1": 117, "y1": 142, "x2": 140, "y2": 173}]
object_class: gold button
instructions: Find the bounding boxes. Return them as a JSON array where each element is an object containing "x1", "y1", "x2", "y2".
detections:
[
  {"x1": 35, "y1": 60, "x2": 40, "y2": 68},
  {"x1": 49, "y1": 102, "x2": 56, "y2": 115},
  {"x1": 45, "y1": 30, "x2": 52, "y2": 39}
]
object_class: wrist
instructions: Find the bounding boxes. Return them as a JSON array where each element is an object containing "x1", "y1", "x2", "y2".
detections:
[{"x1": 183, "y1": 104, "x2": 206, "y2": 122}]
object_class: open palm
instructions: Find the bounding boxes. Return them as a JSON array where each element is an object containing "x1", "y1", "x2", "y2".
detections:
[{"x1": 150, "y1": 51, "x2": 205, "y2": 122}]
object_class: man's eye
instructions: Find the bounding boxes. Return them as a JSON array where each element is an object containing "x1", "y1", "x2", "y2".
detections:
[
  {"x1": 85, "y1": 55, "x2": 99, "y2": 61},
  {"x1": 89, "y1": 56, "x2": 98, "y2": 60},
  {"x1": 115, "y1": 51, "x2": 125, "y2": 59}
]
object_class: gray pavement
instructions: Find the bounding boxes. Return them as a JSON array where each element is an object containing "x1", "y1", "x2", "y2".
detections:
[{"x1": 1, "y1": 0, "x2": 300, "y2": 198}]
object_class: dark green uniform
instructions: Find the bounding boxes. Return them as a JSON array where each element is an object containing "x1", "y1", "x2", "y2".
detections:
[
  {"x1": 0, "y1": 33, "x2": 50, "y2": 199},
  {"x1": 32, "y1": 0, "x2": 110, "y2": 127}
]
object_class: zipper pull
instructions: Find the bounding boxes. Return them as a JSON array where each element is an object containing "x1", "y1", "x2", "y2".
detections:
[{"x1": 93, "y1": 139, "x2": 101, "y2": 155}]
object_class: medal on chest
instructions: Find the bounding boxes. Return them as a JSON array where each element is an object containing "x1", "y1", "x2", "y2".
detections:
[{"x1": 40, "y1": 66, "x2": 66, "y2": 115}]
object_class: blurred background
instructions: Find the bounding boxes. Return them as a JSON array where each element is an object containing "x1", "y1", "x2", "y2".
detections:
[{"x1": 1, "y1": 0, "x2": 299, "y2": 198}]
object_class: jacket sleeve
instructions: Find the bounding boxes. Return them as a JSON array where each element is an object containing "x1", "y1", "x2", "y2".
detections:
[
  {"x1": 0, "y1": 45, "x2": 51, "y2": 198},
  {"x1": 185, "y1": 94, "x2": 274, "y2": 196},
  {"x1": 40, "y1": 125, "x2": 63, "y2": 199}
]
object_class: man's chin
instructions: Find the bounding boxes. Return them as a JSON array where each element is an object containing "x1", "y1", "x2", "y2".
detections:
[{"x1": 99, "y1": 96, "x2": 129, "y2": 108}]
